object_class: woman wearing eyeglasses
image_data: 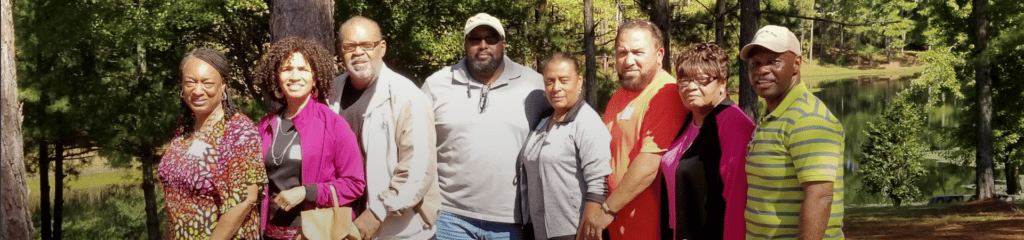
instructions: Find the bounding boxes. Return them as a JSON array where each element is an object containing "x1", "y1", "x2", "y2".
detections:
[
  {"x1": 159, "y1": 48, "x2": 268, "y2": 239},
  {"x1": 255, "y1": 37, "x2": 365, "y2": 240},
  {"x1": 661, "y1": 43, "x2": 754, "y2": 240}
]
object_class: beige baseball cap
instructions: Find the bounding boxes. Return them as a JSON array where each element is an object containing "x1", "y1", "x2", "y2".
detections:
[
  {"x1": 464, "y1": 13, "x2": 505, "y2": 39},
  {"x1": 739, "y1": 25, "x2": 801, "y2": 60}
]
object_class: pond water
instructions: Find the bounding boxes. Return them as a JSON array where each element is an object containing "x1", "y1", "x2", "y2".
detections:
[{"x1": 814, "y1": 75, "x2": 982, "y2": 205}]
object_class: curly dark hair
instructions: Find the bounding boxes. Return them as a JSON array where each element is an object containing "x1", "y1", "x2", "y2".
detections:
[
  {"x1": 675, "y1": 42, "x2": 730, "y2": 84},
  {"x1": 256, "y1": 37, "x2": 336, "y2": 105},
  {"x1": 177, "y1": 47, "x2": 241, "y2": 139}
]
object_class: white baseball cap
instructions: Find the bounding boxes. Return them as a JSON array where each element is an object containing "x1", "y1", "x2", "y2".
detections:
[
  {"x1": 464, "y1": 13, "x2": 505, "y2": 39},
  {"x1": 739, "y1": 25, "x2": 801, "y2": 60}
]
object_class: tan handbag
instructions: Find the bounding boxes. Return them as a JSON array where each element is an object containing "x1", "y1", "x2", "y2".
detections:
[{"x1": 300, "y1": 185, "x2": 361, "y2": 240}]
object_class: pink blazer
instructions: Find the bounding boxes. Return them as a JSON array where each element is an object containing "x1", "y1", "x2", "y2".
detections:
[{"x1": 257, "y1": 97, "x2": 366, "y2": 231}]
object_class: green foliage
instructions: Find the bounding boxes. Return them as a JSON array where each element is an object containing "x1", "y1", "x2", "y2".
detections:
[
  {"x1": 860, "y1": 91, "x2": 929, "y2": 206},
  {"x1": 923, "y1": 0, "x2": 1024, "y2": 185},
  {"x1": 915, "y1": 48, "x2": 965, "y2": 104},
  {"x1": 335, "y1": 0, "x2": 643, "y2": 83},
  {"x1": 986, "y1": 20, "x2": 1024, "y2": 172}
]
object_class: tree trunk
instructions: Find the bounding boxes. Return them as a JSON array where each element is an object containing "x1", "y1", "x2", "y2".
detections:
[
  {"x1": 886, "y1": 36, "x2": 892, "y2": 64},
  {"x1": 738, "y1": 0, "x2": 760, "y2": 123},
  {"x1": 840, "y1": 26, "x2": 845, "y2": 59},
  {"x1": 2, "y1": 1, "x2": 34, "y2": 238},
  {"x1": 973, "y1": 0, "x2": 995, "y2": 201},
  {"x1": 892, "y1": 195, "x2": 902, "y2": 207},
  {"x1": 584, "y1": 0, "x2": 598, "y2": 106},
  {"x1": 134, "y1": 36, "x2": 162, "y2": 240},
  {"x1": 809, "y1": 20, "x2": 814, "y2": 66},
  {"x1": 0, "y1": 2, "x2": 33, "y2": 235},
  {"x1": 53, "y1": 141, "x2": 64, "y2": 240},
  {"x1": 141, "y1": 144, "x2": 161, "y2": 240},
  {"x1": 1006, "y1": 163, "x2": 1020, "y2": 195},
  {"x1": 270, "y1": 0, "x2": 336, "y2": 54},
  {"x1": 648, "y1": 0, "x2": 672, "y2": 71},
  {"x1": 534, "y1": 0, "x2": 548, "y2": 68},
  {"x1": 713, "y1": 0, "x2": 726, "y2": 46},
  {"x1": 39, "y1": 142, "x2": 51, "y2": 240}
]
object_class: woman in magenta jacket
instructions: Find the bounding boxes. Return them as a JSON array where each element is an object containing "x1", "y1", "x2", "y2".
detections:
[
  {"x1": 661, "y1": 43, "x2": 755, "y2": 240},
  {"x1": 255, "y1": 37, "x2": 365, "y2": 240}
]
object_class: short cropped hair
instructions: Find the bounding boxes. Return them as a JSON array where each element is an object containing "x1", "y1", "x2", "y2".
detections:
[
  {"x1": 615, "y1": 20, "x2": 664, "y2": 50},
  {"x1": 337, "y1": 16, "x2": 383, "y2": 49}
]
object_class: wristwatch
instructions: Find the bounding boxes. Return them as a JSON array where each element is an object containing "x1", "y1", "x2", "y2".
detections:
[{"x1": 601, "y1": 202, "x2": 618, "y2": 216}]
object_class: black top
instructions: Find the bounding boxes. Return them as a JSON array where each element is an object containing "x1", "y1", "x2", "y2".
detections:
[
  {"x1": 339, "y1": 77, "x2": 367, "y2": 109},
  {"x1": 264, "y1": 116, "x2": 317, "y2": 227},
  {"x1": 672, "y1": 100, "x2": 734, "y2": 240}
]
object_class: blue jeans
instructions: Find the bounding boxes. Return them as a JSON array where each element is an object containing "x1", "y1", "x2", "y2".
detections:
[{"x1": 434, "y1": 211, "x2": 525, "y2": 240}]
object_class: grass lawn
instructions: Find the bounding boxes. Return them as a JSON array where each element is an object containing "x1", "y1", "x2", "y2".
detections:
[
  {"x1": 28, "y1": 170, "x2": 140, "y2": 191},
  {"x1": 27, "y1": 168, "x2": 142, "y2": 211},
  {"x1": 801, "y1": 63, "x2": 926, "y2": 86}
]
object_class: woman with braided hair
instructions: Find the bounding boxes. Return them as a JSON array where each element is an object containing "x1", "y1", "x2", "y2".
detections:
[
  {"x1": 158, "y1": 47, "x2": 268, "y2": 239},
  {"x1": 255, "y1": 37, "x2": 366, "y2": 239}
]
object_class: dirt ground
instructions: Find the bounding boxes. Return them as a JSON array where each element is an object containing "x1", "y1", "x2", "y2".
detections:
[{"x1": 845, "y1": 200, "x2": 1024, "y2": 239}]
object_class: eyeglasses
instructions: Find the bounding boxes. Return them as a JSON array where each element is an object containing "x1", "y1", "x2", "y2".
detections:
[
  {"x1": 677, "y1": 75, "x2": 718, "y2": 87},
  {"x1": 478, "y1": 85, "x2": 490, "y2": 113},
  {"x1": 341, "y1": 40, "x2": 383, "y2": 53},
  {"x1": 466, "y1": 35, "x2": 502, "y2": 45}
]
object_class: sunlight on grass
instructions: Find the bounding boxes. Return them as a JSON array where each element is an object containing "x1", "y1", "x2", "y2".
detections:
[
  {"x1": 802, "y1": 63, "x2": 926, "y2": 86},
  {"x1": 848, "y1": 203, "x2": 1024, "y2": 223},
  {"x1": 27, "y1": 170, "x2": 141, "y2": 191}
]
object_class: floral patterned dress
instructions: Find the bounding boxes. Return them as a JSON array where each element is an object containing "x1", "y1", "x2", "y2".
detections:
[{"x1": 159, "y1": 113, "x2": 268, "y2": 239}]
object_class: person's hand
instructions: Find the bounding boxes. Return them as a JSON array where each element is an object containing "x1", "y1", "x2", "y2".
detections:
[
  {"x1": 576, "y1": 202, "x2": 613, "y2": 240},
  {"x1": 274, "y1": 186, "x2": 306, "y2": 211},
  {"x1": 354, "y1": 210, "x2": 382, "y2": 240}
]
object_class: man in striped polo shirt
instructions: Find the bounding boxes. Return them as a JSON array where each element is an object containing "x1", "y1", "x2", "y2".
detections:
[{"x1": 739, "y1": 25, "x2": 845, "y2": 239}]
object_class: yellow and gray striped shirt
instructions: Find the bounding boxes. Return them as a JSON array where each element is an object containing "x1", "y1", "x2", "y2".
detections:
[{"x1": 745, "y1": 82, "x2": 845, "y2": 239}]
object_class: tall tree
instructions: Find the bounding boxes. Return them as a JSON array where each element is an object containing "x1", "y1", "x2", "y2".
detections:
[
  {"x1": 2, "y1": 0, "x2": 34, "y2": 238},
  {"x1": 738, "y1": 0, "x2": 760, "y2": 122},
  {"x1": 973, "y1": 0, "x2": 995, "y2": 200},
  {"x1": 713, "y1": 0, "x2": 727, "y2": 45},
  {"x1": 270, "y1": 0, "x2": 335, "y2": 54},
  {"x1": 988, "y1": 25, "x2": 1024, "y2": 195},
  {"x1": 37, "y1": 143, "x2": 50, "y2": 239},
  {"x1": 585, "y1": 0, "x2": 597, "y2": 105},
  {"x1": 15, "y1": 1, "x2": 107, "y2": 237},
  {"x1": 635, "y1": 0, "x2": 671, "y2": 70}
]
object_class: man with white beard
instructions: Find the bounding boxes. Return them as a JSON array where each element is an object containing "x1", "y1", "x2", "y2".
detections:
[
  {"x1": 421, "y1": 13, "x2": 549, "y2": 239},
  {"x1": 329, "y1": 16, "x2": 441, "y2": 240}
]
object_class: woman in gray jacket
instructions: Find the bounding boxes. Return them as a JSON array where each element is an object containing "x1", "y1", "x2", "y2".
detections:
[{"x1": 518, "y1": 53, "x2": 613, "y2": 240}]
